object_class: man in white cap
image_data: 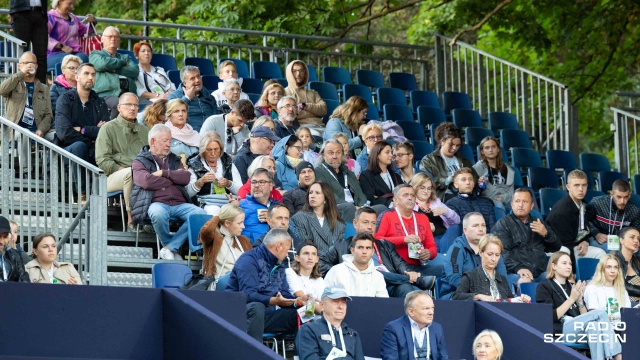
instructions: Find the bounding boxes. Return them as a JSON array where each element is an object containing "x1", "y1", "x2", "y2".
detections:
[{"x1": 296, "y1": 286, "x2": 365, "y2": 360}]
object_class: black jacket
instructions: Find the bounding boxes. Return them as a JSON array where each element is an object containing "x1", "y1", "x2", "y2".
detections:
[
  {"x1": 358, "y1": 169, "x2": 402, "y2": 207},
  {"x1": 282, "y1": 184, "x2": 308, "y2": 215},
  {"x1": 232, "y1": 139, "x2": 259, "y2": 184},
  {"x1": 452, "y1": 266, "x2": 513, "y2": 301},
  {"x1": 1, "y1": 248, "x2": 31, "y2": 283},
  {"x1": 319, "y1": 237, "x2": 409, "y2": 276},
  {"x1": 536, "y1": 280, "x2": 581, "y2": 335},
  {"x1": 10, "y1": 0, "x2": 47, "y2": 14},
  {"x1": 49, "y1": 81, "x2": 73, "y2": 121},
  {"x1": 186, "y1": 152, "x2": 233, "y2": 200},
  {"x1": 491, "y1": 213, "x2": 561, "y2": 278},
  {"x1": 54, "y1": 89, "x2": 110, "y2": 147},
  {"x1": 274, "y1": 118, "x2": 299, "y2": 139},
  {"x1": 546, "y1": 195, "x2": 594, "y2": 248},
  {"x1": 614, "y1": 251, "x2": 640, "y2": 299}
]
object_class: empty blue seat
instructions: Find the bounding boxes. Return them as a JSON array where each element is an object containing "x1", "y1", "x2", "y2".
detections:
[
  {"x1": 343, "y1": 84, "x2": 373, "y2": 106},
  {"x1": 377, "y1": 87, "x2": 407, "y2": 110},
  {"x1": 584, "y1": 189, "x2": 605, "y2": 203},
  {"x1": 631, "y1": 193, "x2": 640, "y2": 207},
  {"x1": 511, "y1": 147, "x2": 543, "y2": 170},
  {"x1": 309, "y1": 81, "x2": 339, "y2": 102},
  {"x1": 307, "y1": 64, "x2": 318, "y2": 82},
  {"x1": 247, "y1": 93, "x2": 260, "y2": 104},
  {"x1": 117, "y1": 49, "x2": 138, "y2": 64},
  {"x1": 410, "y1": 90, "x2": 440, "y2": 113},
  {"x1": 388, "y1": 72, "x2": 418, "y2": 92},
  {"x1": 417, "y1": 106, "x2": 446, "y2": 130},
  {"x1": 252, "y1": 61, "x2": 283, "y2": 80},
  {"x1": 356, "y1": 69, "x2": 385, "y2": 90},
  {"x1": 396, "y1": 121, "x2": 426, "y2": 142},
  {"x1": 384, "y1": 104, "x2": 414, "y2": 122},
  {"x1": 501, "y1": 129, "x2": 533, "y2": 150},
  {"x1": 546, "y1": 150, "x2": 577, "y2": 172},
  {"x1": 345, "y1": 222, "x2": 356, "y2": 238},
  {"x1": 201, "y1": 75, "x2": 221, "y2": 92},
  {"x1": 219, "y1": 58, "x2": 250, "y2": 79},
  {"x1": 275, "y1": 78, "x2": 288, "y2": 88},
  {"x1": 241, "y1": 78, "x2": 264, "y2": 94},
  {"x1": 634, "y1": 174, "x2": 640, "y2": 194},
  {"x1": 452, "y1": 109, "x2": 482, "y2": 129},
  {"x1": 540, "y1": 188, "x2": 566, "y2": 218},
  {"x1": 529, "y1": 167, "x2": 560, "y2": 191},
  {"x1": 323, "y1": 99, "x2": 340, "y2": 124},
  {"x1": 580, "y1": 153, "x2": 610, "y2": 190},
  {"x1": 519, "y1": 282, "x2": 538, "y2": 303},
  {"x1": 187, "y1": 213, "x2": 212, "y2": 266},
  {"x1": 151, "y1": 263, "x2": 193, "y2": 289},
  {"x1": 322, "y1": 66, "x2": 352, "y2": 86},
  {"x1": 150, "y1": 53, "x2": 178, "y2": 71},
  {"x1": 412, "y1": 141, "x2": 434, "y2": 161},
  {"x1": 598, "y1": 171, "x2": 628, "y2": 193},
  {"x1": 442, "y1": 91, "x2": 472, "y2": 116},
  {"x1": 576, "y1": 258, "x2": 599, "y2": 281},
  {"x1": 167, "y1": 70, "x2": 182, "y2": 88},
  {"x1": 488, "y1": 111, "x2": 518, "y2": 136},
  {"x1": 185, "y1": 57, "x2": 215, "y2": 75},
  {"x1": 366, "y1": 102, "x2": 380, "y2": 121}
]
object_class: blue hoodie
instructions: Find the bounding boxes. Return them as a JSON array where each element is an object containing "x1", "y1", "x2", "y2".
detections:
[{"x1": 272, "y1": 135, "x2": 300, "y2": 191}]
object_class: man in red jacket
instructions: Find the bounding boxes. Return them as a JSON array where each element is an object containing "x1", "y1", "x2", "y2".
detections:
[{"x1": 375, "y1": 184, "x2": 445, "y2": 277}]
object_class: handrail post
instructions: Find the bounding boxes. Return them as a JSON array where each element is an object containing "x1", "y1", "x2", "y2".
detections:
[
  {"x1": 89, "y1": 174, "x2": 108, "y2": 285},
  {"x1": 434, "y1": 35, "x2": 446, "y2": 99},
  {"x1": 612, "y1": 109, "x2": 629, "y2": 176}
]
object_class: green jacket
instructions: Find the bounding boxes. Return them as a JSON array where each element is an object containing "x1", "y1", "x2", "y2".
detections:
[
  {"x1": 314, "y1": 161, "x2": 367, "y2": 206},
  {"x1": 89, "y1": 49, "x2": 139, "y2": 97},
  {"x1": 95, "y1": 115, "x2": 149, "y2": 176},
  {"x1": 419, "y1": 149, "x2": 477, "y2": 199},
  {"x1": 0, "y1": 71, "x2": 52, "y2": 133}
]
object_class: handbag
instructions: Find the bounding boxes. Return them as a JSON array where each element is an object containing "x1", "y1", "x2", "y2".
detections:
[
  {"x1": 181, "y1": 273, "x2": 216, "y2": 290},
  {"x1": 80, "y1": 22, "x2": 102, "y2": 56}
]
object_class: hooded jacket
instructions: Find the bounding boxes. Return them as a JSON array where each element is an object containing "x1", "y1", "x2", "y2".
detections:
[
  {"x1": 284, "y1": 60, "x2": 326, "y2": 127},
  {"x1": 472, "y1": 160, "x2": 515, "y2": 206},
  {"x1": 272, "y1": 135, "x2": 299, "y2": 191},
  {"x1": 419, "y1": 149, "x2": 477, "y2": 200},
  {"x1": 319, "y1": 237, "x2": 410, "y2": 277},
  {"x1": 323, "y1": 254, "x2": 389, "y2": 297},
  {"x1": 199, "y1": 216, "x2": 252, "y2": 277}
]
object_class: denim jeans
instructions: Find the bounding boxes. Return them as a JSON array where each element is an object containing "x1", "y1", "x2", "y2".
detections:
[
  {"x1": 147, "y1": 202, "x2": 206, "y2": 251},
  {"x1": 64, "y1": 141, "x2": 95, "y2": 193},
  {"x1": 411, "y1": 253, "x2": 445, "y2": 277},
  {"x1": 562, "y1": 309, "x2": 621, "y2": 359}
]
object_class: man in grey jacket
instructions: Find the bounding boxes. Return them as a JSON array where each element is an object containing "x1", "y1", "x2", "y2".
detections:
[{"x1": 199, "y1": 99, "x2": 255, "y2": 156}]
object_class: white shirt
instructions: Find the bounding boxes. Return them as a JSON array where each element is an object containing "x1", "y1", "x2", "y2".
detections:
[
  {"x1": 584, "y1": 283, "x2": 631, "y2": 328},
  {"x1": 323, "y1": 254, "x2": 389, "y2": 297},
  {"x1": 441, "y1": 151, "x2": 460, "y2": 183},
  {"x1": 215, "y1": 236, "x2": 244, "y2": 277},
  {"x1": 409, "y1": 317, "x2": 430, "y2": 358},
  {"x1": 30, "y1": 0, "x2": 42, "y2": 6},
  {"x1": 285, "y1": 267, "x2": 325, "y2": 299}
]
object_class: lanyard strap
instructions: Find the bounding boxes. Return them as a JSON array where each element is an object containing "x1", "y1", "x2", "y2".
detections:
[
  {"x1": 553, "y1": 279, "x2": 578, "y2": 310},
  {"x1": 327, "y1": 320, "x2": 345, "y2": 352},
  {"x1": 372, "y1": 242, "x2": 383, "y2": 265},
  {"x1": 608, "y1": 197, "x2": 625, "y2": 234},
  {"x1": 396, "y1": 208, "x2": 419, "y2": 238}
]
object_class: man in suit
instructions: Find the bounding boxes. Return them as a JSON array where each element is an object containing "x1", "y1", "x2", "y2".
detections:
[{"x1": 381, "y1": 291, "x2": 449, "y2": 360}]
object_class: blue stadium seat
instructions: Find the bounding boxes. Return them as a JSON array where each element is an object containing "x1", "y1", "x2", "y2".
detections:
[
  {"x1": 377, "y1": 87, "x2": 407, "y2": 111},
  {"x1": 465, "y1": 127, "x2": 494, "y2": 156},
  {"x1": 634, "y1": 174, "x2": 640, "y2": 194},
  {"x1": 55, "y1": 62, "x2": 62, "y2": 77},
  {"x1": 150, "y1": 53, "x2": 178, "y2": 71},
  {"x1": 576, "y1": 258, "x2": 599, "y2": 281},
  {"x1": 241, "y1": 78, "x2": 264, "y2": 94},
  {"x1": 356, "y1": 69, "x2": 385, "y2": 90},
  {"x1": 519, "y1": 282, "x2": 538, "y2": 303},
  {"x1": 580, "y1": 153, "x2": 610, "y2": 190},
  {"x1": 539, "y1": 188, "x2": 566, "y2": 218},
  {"x1": 457, "y1": 144, "x2": 475, "y2": 164},
  {"x1": 252, "y1": 61, "x2": 283, "y2": 80},
  {"x1": 117, "y1": 49, "x2": 138, "y2": 64},
  {"x1": 501, "y1": 129, "x2": 533, "y2": 150},
  {"x1": 584, "y1": 189, "x2": 605, "y2": 203},
  {"x1": 452, "y1": 109, "x2": 482, "y2": 129},
  {"x1": 388, "y1": 72, "x2": 418, "y2": 92},
  {"x1": 529, "y1": 167, "x2": 560, "y2": 194},
  {"x1": 322, "y1": 65, "x2": 352, "y2": 98},
  {"x1": 187, "y1": 213, "x2": 212, "y2": 266},
  {"x1": 185, "y1": 57, "x2": 215, "y2": 76},
  {"x1": 219, "y1": 58, "x2": 250, "y2": 79},
  {"x1": 343, "y1": 84, "x2": 374, "y2": 106},
  {"x1": 307, "y1": 64, "x2": 318, "y2": 82},
  {"x1": 488, "y1": 111, "x2": 518, "y2": 136},
  {"x1": 107, "y1": 191, "x2": 125, "y2": 231},
  {"x1": 151, "y1": 263, "x2": 193, "y2": 289},
  {"x1": 412, "y1": 141, "x2": 434, "y2": 161},
  {"x1": 511, "y1": 148, "x2": 543, "y2": 178},
  {"x1": 598, "y1": 171, "x2": 627, "y2": 193},
  {"x1": 396, "y1": 121, "x2": 426, "y2": 142},
  {"x1": 323, "y1": 99, "x2": 340, "y2": 124},
  {"x1": 201, "y1": 75, "x2": 221, "y2": 91},
  {"x1": 383, "y1": 104, "x2": 414, "y2": 122},
  {"x1": 344, "y1": 222, "x2": 356, "y2": 238},
  {"x1": 366, "y1": 102, "x2": 380, "y2": 121},
  {"x1": 247, "y1": 93, "x2": 260, "y2": 104},
  {"x1": 309, "y1": 81, "x2": 339, "y2": 102},
  {"x1": 410, "y1": 90, "x2": 440, "y2": 113},
  {"x1": 167, "y1": 70, "x2": 182, "y2": 88},
  {"x1": 546, "y1": 150, "x2": 577, "y2": 172},
  {"x1": 275, "y1": 78, "x2": 288, "y2": 88},
  {"x1": 442, "y1": 91, "x2": 472, "y2": 116},
  {"x1": 417, "y1": 106, "x2": 446, "y2": 132},
  {"x1": 631, "y1": 193, "x2": 640, "y2": 207}
]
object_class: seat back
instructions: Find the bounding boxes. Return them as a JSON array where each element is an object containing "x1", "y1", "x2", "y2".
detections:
[
  {"x1": 383, "y1": 104, "x2": 414, "y2": 122},
  {"x1": 150, "y1": 53, "x2": 178, "y2": 71},
  {"x1": 117, "y1": 49, "x2": 138, "y2": 64},
  {"x1": 576, "y1": 258, "x2": 599, "y2": 281},
  {"x1": 275, "y1": 77, "x2": 288, "y2": 88},
  {"x1": 201, "y1": 75, "x2": 221, "y2": 91},
  {"x1": 634, "y1": 174, "x2": 640, "y2": 194},
  {"x1": 501, "y1": 129, "x2": 532, "y2": 150},
  {"x1": 417, "y1": 106, "x2": 446, "y2": 129},
  {"x1": 241, "y1": 78, "x2": 264, "y2": 94},
  {"x1": 55, "y1": 62, "x2": 62, "y2": 77},
  {"x1": 388, "y1": 72, "x2": 418, "y2": 92},
  {"x1": 219, "y1": 58, "x2": 250, "y2": 79},
  {"x1": 412, "y1": 141, "x2": 434, "y2": 162},
  {"x1": 356, "y1": 69, "x2": 385, "y2": 89},
  {"x1": 323, "y1": 99, "x2": 341, "y2": 124},
  {"x1": 344, "y1": 222, "x2": 356, "y2": 238},
  {"x1": 410, "y1": 90, "x2": 440, "y2": 113},
  {"x1": 519, "y1": 282, "x2": 538, "y2": 303},
  {"x1": 366, "y1": 102, "x2": 380, "y2": 121},
  {"x1": 442, "y1": 91, "x2": 472, "y2": 115},
  {"x1": 630, "y1": 193, "x2": 640, "y2": 207},
  {"x1": 322, "y1": 66, "x2": 352, "y2": 86},
  {"x1": 579, "y1": 153, "x2": 611, "y2": 190},
  {"x1": 452, "y1": 109, "x2": 483, "y2": 129},
  {"x1": 247, "y1": 93, "x2": 260, "y2": 104},
  {"x1": 528, "y1": 167, "x2": 561, "y2": 191},
  {"x1": 151, "y1": 263, "x2": 193, "y2": 289},
  {"x1": 584, "y1": 189, "x2": 605, "y2": 203},
  {"x1": 457, "y1": 144, "x2": 475, "y2": 164},
  {"x1": 306, "y1": 64, "x2": 318, "y2": 82},
  {"x1": 343, "y1": 84, "x2": 373, "y2": 105},
  {"x1": 465, "y1": 127, "x2": 494, "y2": 154},
  {"x1": 377, "y1": 87, "x2": 407, "y2": 110},
  {"x1": 396, "y1": 121, "x2": 426, "y2": 142},
  {"x1": 309, "y1": 81, "x2": 340, "y2": 102},
  {"x1": 546, "y1": 150, "x2": 577, "y2": 172},
  {"x1": 185, "y1": 57, "x2": 215, "y2": 75},
  {"x1": 539, "y1": 188, "x2": 566, "y2": 218},
  {"x1": 188, "y1": 213, "x2": 213, "y2": 252},
  {"x1": 598, "y1": 171, "x2": 628, "y2": 193},
  {"x1": 167, "y1": 70, "x2": 182, "y2": 88},
  {"x1": 251, "y1": 61, "x2": 283, "y2": 80},
  {"x1": 488, "y1": 111, "x2": 518, "y2": 136},
  {"x1": 511, "y1": 147, "x2": 543, "y2": 169}
]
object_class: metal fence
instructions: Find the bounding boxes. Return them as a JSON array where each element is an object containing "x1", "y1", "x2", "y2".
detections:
[
  {"x1": 434, "y1": 35, "x2": 575, "y2": 154},
  {"x1": 612, "y1": 107, "x2": 640, "y2": 176}
]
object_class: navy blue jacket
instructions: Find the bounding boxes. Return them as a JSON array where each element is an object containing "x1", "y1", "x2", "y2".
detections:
[
  {"x1": 226, "y1": 244, "x2": 294, "y2": 313},
  {"x1": 296, "y1": 318, "x2": 365, "y2": 360},
  {"x1": 381, "y1": 316, "x2": 449, "y2": 360},
  {"x1": 445, "y1": 193, "x2": 496, "y2": 230},
  {"x1": 167, "y1": 85, "x2": 218, "y2": 132}
]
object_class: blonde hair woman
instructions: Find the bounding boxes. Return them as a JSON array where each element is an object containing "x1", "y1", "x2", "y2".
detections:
[
  {"x1": 165, "y1": 98, "x2": 200, "y2": 158},
  {"x1": 472, "y1": 330, "x2": 503, "y2": 360},
  {"x1": 584, "y1": 254, "x2": 631, "y2": 330},
  {"x1": 255, "y1": 81, "x2": 285, "y2": 119}
]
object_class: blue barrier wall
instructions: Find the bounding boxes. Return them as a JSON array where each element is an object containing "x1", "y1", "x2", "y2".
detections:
[
  {"x1": 178, "y1": 289, "x2": 247, "y2": 331},
  {"x1": 489, "y1": 302, "x2": 552, "y2": 334},
  {"x1": 621, "y1": 307, "x2": 640, "y2": 359}
]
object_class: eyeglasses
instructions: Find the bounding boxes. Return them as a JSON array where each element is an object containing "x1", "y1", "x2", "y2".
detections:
[
  {"x1": 292, "y1": 69, "x2": 306, "y2": 74},
  {"x1": 250, "y1": 180, "x2": 273, "y2": 186},
  {"x1": 20, "y1": 61, "x2": 37, "y2": 65},
  {"x1": 289, "y1": 145, "x2": 303, "y2": 152},
  {"x1": 119, "y1": 103, "x2": 139, "y2": 108},
  {"x1": 392, "y1": 153, "x2": 410, "y2": 159},
  {"x1": 64, "y1": 66, "x2": 78, "y2": 71},
  {"x1": 365, "y1": 134, "x2": 383, "y2": 141},
  {"x1": 280, "y1": 104, "x2": 298, "y2": 110}
]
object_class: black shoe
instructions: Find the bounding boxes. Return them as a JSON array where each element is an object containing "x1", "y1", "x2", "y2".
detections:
[{"x1": 414, "y1": 275, "x2": 436, "y2": 291}]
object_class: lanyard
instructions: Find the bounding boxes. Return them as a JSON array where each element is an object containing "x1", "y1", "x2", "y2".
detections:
[
  {"x1": 553, "y1": 279, "x2": 578, "y2": 310},
  {"x1": 574, "y1": 200, "x2": 585, "y2": 230},
  {"x1": 396, "y1": 208, "x2": 419, "y2": 238},
  {"x1": 372, "y1": 242, "x2": 383, "y2": 265},
  {"x1": 322, "y1": 164, "x2": 348, "y2": 188},
  {"x1": 327, "y1": 320, "x2": 345, "y2": 352},
  {"x1": 608, "y1": 197, "x2": 625, "y2": 234},
  {"x1": 413, "y1": 326, "x2": 430, "y2": 359}
]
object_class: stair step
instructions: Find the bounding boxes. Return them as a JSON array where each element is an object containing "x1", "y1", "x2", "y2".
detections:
[
  {"x1": 61, "y1": 244, "x2": 154, "y2": 259},
  {"x1": 107, "y1": 230, "x2": 157, "y2": 244},
  {"x1": 108, "y1": 272, "x2": 152, "y2": 288},
  {"x1": 107, "y1": 256, "x2": 202, "y2": 270}
]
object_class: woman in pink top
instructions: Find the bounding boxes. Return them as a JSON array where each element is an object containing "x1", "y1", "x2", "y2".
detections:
[{"x1": 47, "y1": 0, "x2": 97, "y2": 68}]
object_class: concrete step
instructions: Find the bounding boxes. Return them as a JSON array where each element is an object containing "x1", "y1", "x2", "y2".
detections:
[
  {"x1": 61, "y1": 244, "x2": 154, "y2": 260},
  {"x1": 107, "y1": 272, "x2": 153, "y2": 288},
  {"x1": 107, "y1": 256, "x2": 202, "y2": 270}
]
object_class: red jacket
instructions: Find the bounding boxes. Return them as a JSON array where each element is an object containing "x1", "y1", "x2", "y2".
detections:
[{"x1": 375, "y1": 210, "x2": 437, "y2": 266}]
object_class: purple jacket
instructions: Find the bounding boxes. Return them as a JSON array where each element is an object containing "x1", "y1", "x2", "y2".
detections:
[
  {"x1": 47, "y1": 9, "x2": 94, "y2": 55},
  {"x1": 132, "y1": 153, "x2": 191, "y2": 206}
]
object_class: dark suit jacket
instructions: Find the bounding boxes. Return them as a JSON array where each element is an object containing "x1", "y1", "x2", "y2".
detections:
[
  {"x1": 359, "y1": 169, "x2": 402, "y2": 207},
  {"x1": 381, "y1": 316, "x2": 449, "y2": 360}
]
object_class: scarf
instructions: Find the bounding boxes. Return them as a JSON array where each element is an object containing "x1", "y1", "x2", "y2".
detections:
[
  {"x1": 287, "y1": 155, "x2": 303, "y2": 168},
  {"x1": 166, "y1": 121, "x2": 201, "y2": 147},
  {"x1": 219, "y1": 226, "x2": 241, "y2": 250},
  {"x1": 55, "y1": 74, "x2": 71, "y2": 88}
]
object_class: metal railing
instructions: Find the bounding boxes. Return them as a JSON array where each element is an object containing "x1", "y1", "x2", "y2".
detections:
[
  {"x1": 612, "y1": 107, "x2": 640, "y2": 176},
  {"x1": 434, "y1": 35, "x2": 575, "y2": 154},
  {"x1": 0, "y1": 116, "x2": 108, "y2": 285}
]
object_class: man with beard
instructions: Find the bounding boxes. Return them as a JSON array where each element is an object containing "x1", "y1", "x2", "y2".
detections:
[
  {"x1": 273, "y1": 96, "x2": 301, "y2": 138},
  {"x1": 315, "y1": 139, "x2": 367, "y2": 210},
  {"x1": 284, "y1": 60, "x2": 326, "y2": 135}
]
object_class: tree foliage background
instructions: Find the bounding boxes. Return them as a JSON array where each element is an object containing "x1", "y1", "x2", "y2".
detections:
[{"x1": 61, "y1": 0, "x2": 640, "y2": 156}]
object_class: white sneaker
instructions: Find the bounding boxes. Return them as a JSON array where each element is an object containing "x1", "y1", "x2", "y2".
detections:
[{"x1": 159, "y1": 247, "x2": 175, "y2": 260}]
